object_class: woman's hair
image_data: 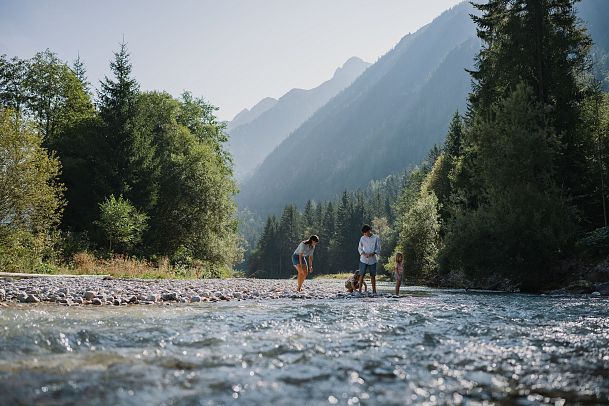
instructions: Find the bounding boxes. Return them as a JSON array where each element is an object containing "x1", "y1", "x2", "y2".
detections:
[
  {"x1": 303, "y1": 235, "x2": 319, "y2": 245},
  {"x1": 395, "y1": 252, "x2": 404, "y2": 262}
]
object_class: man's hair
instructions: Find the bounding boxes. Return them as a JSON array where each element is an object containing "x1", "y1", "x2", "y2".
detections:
[{"x1": 361, "y1": 224, "x2": 371, "y2": 233}]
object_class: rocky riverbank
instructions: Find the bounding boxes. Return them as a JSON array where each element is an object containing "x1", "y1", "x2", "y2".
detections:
[{"x1": 0, "y1": 275, "x2": 393, "y2": 306}]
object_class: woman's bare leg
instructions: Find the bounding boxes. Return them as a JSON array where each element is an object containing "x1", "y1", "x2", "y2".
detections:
[
  {"x1": 395, "y1": 279, "x2": 401, "y2": 295},
  {"x1": 295, "y1": 265, "x2": 307, "y2": 291}
]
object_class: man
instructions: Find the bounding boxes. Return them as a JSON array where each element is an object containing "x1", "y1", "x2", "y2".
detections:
[{"x1": 357, "y1": 224, "x2": 381, "y2": 294}]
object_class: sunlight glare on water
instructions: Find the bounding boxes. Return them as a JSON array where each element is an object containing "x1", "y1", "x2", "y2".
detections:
[{"x1": 0, "y1": 287, "x2": 608, "y2": 405}]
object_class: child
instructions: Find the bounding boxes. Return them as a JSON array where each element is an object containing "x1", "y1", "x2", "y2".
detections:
[
  {"x1": 394, "y1": 253, "x2": 404, "y2": 295},
  {"x1": 345, "y1": 271, "x2": 367, "y2": 293}
]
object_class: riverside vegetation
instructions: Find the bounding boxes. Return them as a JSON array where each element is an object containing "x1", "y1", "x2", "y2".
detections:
[
  {"x1": 0, "y1": 44, "x2": 240, "y2": 278},
  {"x1": 1, "y1": 1, "x2": 609, "y2": 293},
  {"x1": 248, "y1": 0, "x2": 609, "y2": 293}
]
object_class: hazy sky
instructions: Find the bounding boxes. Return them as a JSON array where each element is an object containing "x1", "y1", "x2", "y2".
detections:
[{"x1": 0, "y1": 0, "x2": 462, "y2": 120}]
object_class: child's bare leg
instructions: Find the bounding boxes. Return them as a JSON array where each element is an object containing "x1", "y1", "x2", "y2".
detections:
[{"x1": 395, "y1": 279, "x2": 401, "y2": 295}]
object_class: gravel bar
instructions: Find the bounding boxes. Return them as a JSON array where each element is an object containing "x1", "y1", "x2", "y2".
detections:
[{"x1": 0, "y1": 276, "x2": 393, "y2": 306}]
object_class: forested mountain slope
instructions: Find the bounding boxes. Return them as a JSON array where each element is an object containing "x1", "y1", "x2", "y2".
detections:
[
  {"x1": 238, "y1": 2, "x2": 478, "y2": 213},
  {"x1": 227, "y1": 57, "x2": 370, "y2": 180}
]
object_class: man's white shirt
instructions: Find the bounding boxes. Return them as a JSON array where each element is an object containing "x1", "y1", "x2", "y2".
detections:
[{"x1": 358, "y1": 234, "x2": 381, "y2": 265}]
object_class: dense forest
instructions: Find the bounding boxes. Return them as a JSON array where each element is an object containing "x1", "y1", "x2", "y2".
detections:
[
  {"x1": 249, "y1": 0, "x2": 609, "y2": 291},
  {"x1": 0, "y1": 44, "x2": 240, "y2": 276}
]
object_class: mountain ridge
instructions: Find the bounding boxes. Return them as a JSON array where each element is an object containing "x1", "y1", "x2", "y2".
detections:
[{"x1": 227, "y1": 56, "x2": 370, "y2": 181}]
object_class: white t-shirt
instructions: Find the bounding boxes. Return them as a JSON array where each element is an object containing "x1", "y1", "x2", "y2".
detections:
[
  {"x1": 294, "y1": 241, "x2": 315, "y2": 257},
  {"x1": 358, "y1": 234, "x2": 381, "y2": 265}
]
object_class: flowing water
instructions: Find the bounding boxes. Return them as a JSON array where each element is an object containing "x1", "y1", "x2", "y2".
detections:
[{"x1": 1, "y1": 285, "x2": 608, "y2": 405}]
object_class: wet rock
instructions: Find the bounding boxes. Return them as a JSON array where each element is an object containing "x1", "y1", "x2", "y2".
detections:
[
  {"x1": 593, "y1": 282, "x2": 609, "y2": 296},
  {"x1": 127, "y1": 296, "x2": 138, "y2": 304},
  {"x1": 146, "y1": 294, "x2": 159, "y2": 302},
  {"x1": 0, "y1": 289, "x2": 5, "y2": 301},
  {"x1": 83, "y1": 291, "x2": 96, "y2": 300},
  {"x1": 25, "y1": 294, "x2": 40, "y2": 303},
  {"x1": 162, "y1": 292, "x2": 177, "y2": 301},
  {"x1": 567, "y1": 279, "x2": 593, "y2": 294},
  {"x1": 91, "y1": 298, "x2": 103, "y2": 305},
  {"x1": 113, "y1": 299, "x2": 121, "y2": 306},
  {"x1": 591, "y1": 291, "x2": 601, "y2": 296},
  {"x1": 191, "y1": 296, "x2": 201, "y2": 302},
  {"x1": 17, "y1": 293, "x2": 28, "y2": 302}
]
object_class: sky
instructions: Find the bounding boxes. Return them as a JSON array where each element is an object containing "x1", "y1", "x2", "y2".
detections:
[{"x1": 0, "y1": 0, "x2": 463, "y2": 121}]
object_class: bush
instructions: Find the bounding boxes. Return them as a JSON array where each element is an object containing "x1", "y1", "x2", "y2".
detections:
[
  {"x1": 0, "y1": 108, "x2": 65, "y2": 273},
  {"x1": 96, "y1": 195, "x2": 148, "y2": 254},
  {"x1": 396, "y1": 192, "x2": 441, "y2": 278},
  {"x1": 576, "y1": 227, "x2": 609, "y2": 257}
]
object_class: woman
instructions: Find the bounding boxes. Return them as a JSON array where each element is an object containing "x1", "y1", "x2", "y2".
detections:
[{"x1": 292, "y1": 235, "x2": 319, "y2": 292}]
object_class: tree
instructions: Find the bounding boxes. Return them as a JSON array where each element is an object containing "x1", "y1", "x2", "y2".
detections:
[
  {"x1": 0, "y1": 108, "x2": 65, "y2": 271},
  {"x1": 96, "y1": 194, "x2": 148, "y2": 253},
  {"x1": 139, "y1": 92, "x2": 240, "y2": 267},
  {"x1": 97, "y1": 41, "x2": 159, "y2": 213},
  {"x1": 72, "y1": 53, "x2": 90, "y2": 94},
  {"x1": 442, "y1": 85, "x2": 574, "y2": 290},
  {"x1": 25, "y1": 50, "x2": 95, "y2": 143},
  {"x1": 397, "y1": 192, "x2": 441, "y2": 279},
  {"x1": 468, "y1": 0, "x2": 593, "y2": 219},
  {"x1": 0, "y1": 55, "x2": 29, "y2": 120}
]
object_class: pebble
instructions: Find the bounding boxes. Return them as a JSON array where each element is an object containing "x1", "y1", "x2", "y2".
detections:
[
  {"x1": 83, "y1": 291, "x2": 96, "y2": 300},
  {"x1": 0, "y1": 276, "x2": 399, "y2": 307}
]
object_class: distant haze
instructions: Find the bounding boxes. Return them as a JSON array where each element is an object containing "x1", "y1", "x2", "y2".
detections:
[{"x1": 0, "y1": 0, "x2": 462, "y2": 120}]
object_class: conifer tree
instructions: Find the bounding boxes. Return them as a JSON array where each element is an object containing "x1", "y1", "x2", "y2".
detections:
[{"x1": 97, "y1": 41, "x2": 158, "y2": 213}]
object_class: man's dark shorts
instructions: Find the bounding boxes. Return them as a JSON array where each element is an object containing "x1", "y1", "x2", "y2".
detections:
[{"x1": 358, "y1": 261, "x2": 377, "y2": 277}]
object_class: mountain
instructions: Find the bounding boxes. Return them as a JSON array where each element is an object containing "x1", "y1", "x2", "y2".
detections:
[
  {"x1": 227, "y1": 56, "x2": 370, "y2": 181},
  {"x1": 578, "y1": 0, "x2": 609, "y2": 89},
  {"x1": 227, "y1": 97, "x2": 277, "y2": 133},
  {"x1": 238, "y1": 2, "x2": 478, "y2": 213},
  {"x1": 238, "y1": 0, "x2": 609, "y2": 215}
]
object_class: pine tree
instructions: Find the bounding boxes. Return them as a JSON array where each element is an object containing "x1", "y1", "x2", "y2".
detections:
[
  {"x1": 72, "y1": 52, "x2": 90, "y2": 94},
  {"x1": 276, "y1": 205, "x2": 302, "y2": 276},
  {"x1": 302, "y1": 200, "x2": 316, "y2": 235},
  {"x1": 97, "y1": 41, "x2": 158, "y2": 213},
  {"x1": 468, "y1": 0, "x2": 592, "y2": 216}
]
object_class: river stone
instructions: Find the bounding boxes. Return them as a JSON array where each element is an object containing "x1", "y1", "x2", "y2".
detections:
[
  {"x1": 0, "y1": 289, "x2": 5, "y2": 301},
  {"x1": 17, "y1": 293, "x2": 28, "y2": 302},
  {"x1": 91, "y1": 298, "x2": 103, "y2": 305},
  {"x1": 591, "y1": 291, "x2": 601, "y2": 296},
  {"x1": 25, "y1": 294, "x2": 40, "y2": 303},
  {"x1": 191, "y1": 296, "x2": 201, "y2": 302},
  {"x1": 146, "y1": 294, "x2": 159, "y2": 302},
  {"x1": 113, "y1": 299, "x2": 121, "y2": 306},
  {"x1": 83, "y1": 291, "x2": 96, "y2": 300},
  {"x1": 162, "y1": 292, "x2": 177, "y2": 301}
]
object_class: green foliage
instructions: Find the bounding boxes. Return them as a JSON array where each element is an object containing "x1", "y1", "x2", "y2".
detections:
[
  {"x1": 96, "y1": 195, "x2": 148, "y2": 253},
  {"x1": 0, "y1": 108, "x2": 65, "y2": 272},
  {"x1": 396, "y1": 192, "x2": 441, "y2": 278},
  {"x1": 0, "y1": 45, "x2": 241, "y2": 273},
  {"x1": 248, "y1": 174, "x2": 403, "y2": 277},
  {"x1": 575, "y1": 226, "x2": 609, "y2": 256},
  {"x1": 469, "y1": 0, "x2": 593, "y2": 220},
  {"x1": 443, "y1": 85, "x2": 575, "y2": 290}
]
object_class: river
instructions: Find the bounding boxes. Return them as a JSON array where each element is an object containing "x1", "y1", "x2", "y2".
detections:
[{"x1": 1, "y1": 285, "x2": 608, "y2": 405}]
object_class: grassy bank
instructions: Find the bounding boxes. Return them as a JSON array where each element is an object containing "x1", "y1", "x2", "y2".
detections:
[{"x1": 20, "y1": 252, "x2": 237, "y2": 280}]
